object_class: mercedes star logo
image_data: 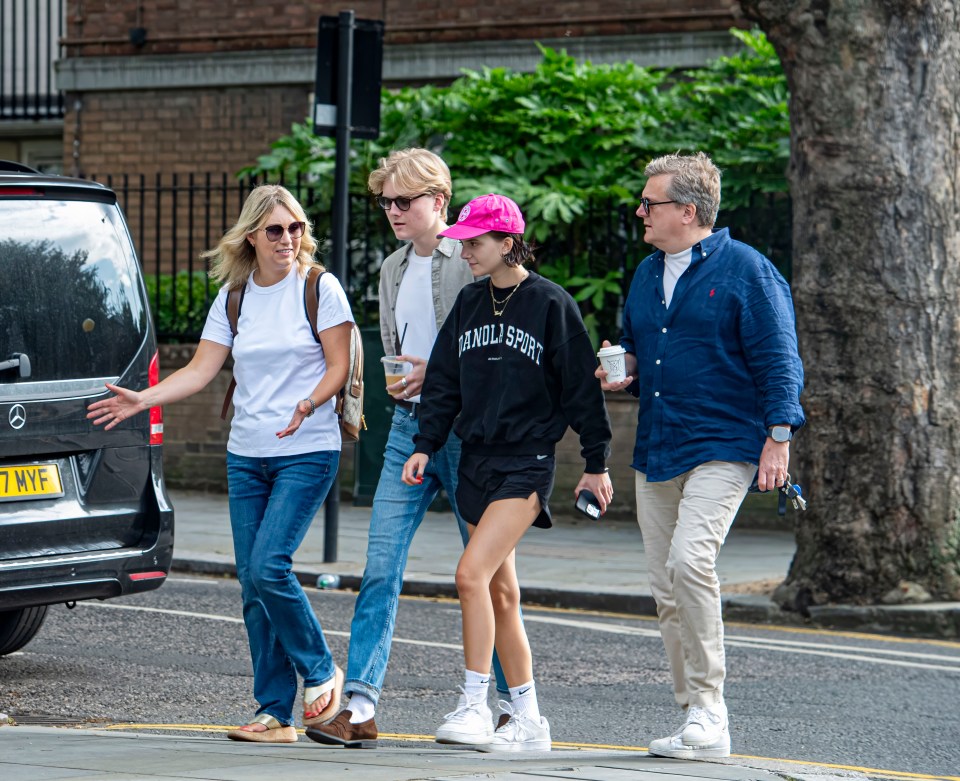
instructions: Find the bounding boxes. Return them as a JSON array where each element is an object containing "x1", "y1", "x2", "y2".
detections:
[{"x1": 8, "y1": 404, "x2": 26, "y2": 430}]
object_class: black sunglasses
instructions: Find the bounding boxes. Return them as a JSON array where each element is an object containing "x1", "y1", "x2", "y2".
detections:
[
  {"x1": 261, "y1": 221, "x2": 305, "y2": 241},
  {"x1": 376, "y1": 193, "x2": 429, "y2": 212},
  {"x1": 638, "y1": 197, "x2": 678, "y2": 213}
]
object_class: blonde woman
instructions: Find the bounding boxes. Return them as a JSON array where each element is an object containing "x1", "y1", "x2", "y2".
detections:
[{"x1": 88, "y1": 185, "x2": 353, "y2": 743}]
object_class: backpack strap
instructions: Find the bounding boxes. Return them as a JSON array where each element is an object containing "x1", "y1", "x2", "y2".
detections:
[
  {"x1": 219, "y1": 285, "x2": 246, "y2": 421},
  {"x1": 226, "y1": 285, "x2": 244, "y2": 338},
  {"x1": 303, "y1": 266, "x2": 323, "y2": 344}
]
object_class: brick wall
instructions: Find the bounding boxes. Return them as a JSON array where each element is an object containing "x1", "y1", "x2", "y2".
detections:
[
  {"x1": 65, "y1": 86, "x2": 310, "y2": 179},
  {"x1": 64, "y1": 1, "x2": 738, "y2": 55},
  {"x1": 61, "y1": 0, "x2": 742, "y2": 178}
]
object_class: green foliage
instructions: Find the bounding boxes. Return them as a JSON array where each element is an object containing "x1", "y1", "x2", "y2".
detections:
[
  {"x1": 930, "y1": 508, "x2": 960, "y2": 597},
  {"x1": 662, "y1": 28, "x2": 790, "y2": 209},
  {"x1": 144, "y1": 271, "x2": 221, "y2": 340},
  {"x1": 245, "y1": 29, "x2": 790, "y2": 344}
]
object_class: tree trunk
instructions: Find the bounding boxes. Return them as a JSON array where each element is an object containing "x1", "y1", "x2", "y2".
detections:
[{"x1": 738, "y1": 0, "x2": 960, "y2": 606}]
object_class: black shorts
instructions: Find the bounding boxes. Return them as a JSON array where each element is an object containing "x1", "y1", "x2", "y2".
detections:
[{"x1": 456, "y1": 452, "x2": 556, "y2": 529}]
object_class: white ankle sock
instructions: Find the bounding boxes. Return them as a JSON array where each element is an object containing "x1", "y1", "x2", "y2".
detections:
[
  {"x1": 347, "y1": 693, "x2": 375, "y2": 723},
  {"x1": 464, "y1": 668, "x2": 490, "y2": 700},
  {"x1": 508, "y1": 680, "x2": 540, "y2": 723}
]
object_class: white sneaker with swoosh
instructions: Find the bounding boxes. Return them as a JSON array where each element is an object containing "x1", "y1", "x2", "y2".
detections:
[
  {"x1": 435, "y1": 687, "x2": 493, "y2": 745},
  {"x1": 481, "y1": 701, "x2": 551, "y2": 752}
]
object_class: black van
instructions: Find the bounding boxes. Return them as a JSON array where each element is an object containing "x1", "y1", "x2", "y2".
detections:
[{"x1": 0, "y1": 162, "x2": 174, "y2": 655}]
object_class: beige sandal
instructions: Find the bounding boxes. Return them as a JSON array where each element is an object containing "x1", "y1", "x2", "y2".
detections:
[
  {"x1": 303, "y1": 665, "x2": 344, "y2": 726},
  {"x1": 227, "y1": 712, "x2": 298, "y2": 743}
]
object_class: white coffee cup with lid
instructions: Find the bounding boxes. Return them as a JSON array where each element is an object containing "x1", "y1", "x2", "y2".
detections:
[{"x1": 597, "y1": 344, "x2": 627, "y2": 384}]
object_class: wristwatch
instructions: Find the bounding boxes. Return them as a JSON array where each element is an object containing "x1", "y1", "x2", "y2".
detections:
[{"x1": 767, "y1": 425, "x2": 792, "y2": 443}]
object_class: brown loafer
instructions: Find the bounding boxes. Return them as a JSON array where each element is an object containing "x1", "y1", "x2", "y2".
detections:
[{"x1": 305, "y1": 710, "x2": 378, "y2": 749}]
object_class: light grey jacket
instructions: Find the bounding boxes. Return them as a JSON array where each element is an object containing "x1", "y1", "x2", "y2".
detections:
[{"x1": 378, "y1": 236, "x2": 473, "y2": 356}]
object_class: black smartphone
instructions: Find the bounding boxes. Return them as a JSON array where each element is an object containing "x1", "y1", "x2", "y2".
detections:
[{"x1": 575, "y1": 489, "x2": 602, "y2": 520}]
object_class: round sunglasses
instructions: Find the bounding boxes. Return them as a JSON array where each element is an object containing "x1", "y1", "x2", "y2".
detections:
[{"x1": 260, "y1": 221, "x2": 305, "y2": 241}]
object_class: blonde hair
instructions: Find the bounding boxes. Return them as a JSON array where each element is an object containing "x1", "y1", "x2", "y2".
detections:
[
  {"x1": 367, "y1": 148, "x2": 452, "y2": 221},
  {"x1": 644, "y1": 152, "x2": 722, "y2": 227},
  {"x1": 204, "y1": 184, "x2": 321, "y2": 290}
]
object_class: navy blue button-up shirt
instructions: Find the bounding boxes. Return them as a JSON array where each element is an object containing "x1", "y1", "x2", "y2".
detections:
[{"x1": 621, "y1": 227, "x2": 805, "y2": 481}]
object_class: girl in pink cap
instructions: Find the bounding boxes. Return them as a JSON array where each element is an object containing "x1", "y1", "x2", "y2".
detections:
[{"x1": 402, "y1": 193, "x2": 614, "y2": 752}]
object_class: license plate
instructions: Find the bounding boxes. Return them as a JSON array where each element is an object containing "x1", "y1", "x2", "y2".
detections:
[{"x1": 0, "y1": 463, "x2": 64, "y2": 502}]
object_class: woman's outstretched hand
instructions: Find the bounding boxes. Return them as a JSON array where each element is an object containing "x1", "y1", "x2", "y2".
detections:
[
  {"x1": 276, "y1": 399, "x2": 314, "y2": 439},
  {"x1": 86, "y1": 383, "x2": 147, "y2": 430}
]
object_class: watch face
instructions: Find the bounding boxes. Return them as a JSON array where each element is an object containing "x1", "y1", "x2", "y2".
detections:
[{"x1": 770, "y1": 426, "x2": 791, "y2": 442}]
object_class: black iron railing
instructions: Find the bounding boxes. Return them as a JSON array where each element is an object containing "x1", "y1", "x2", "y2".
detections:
[
  {"x1": 0, "y1": 0, "x2": 65, "y2": 121},
  {"x1": 87, "y1": 173, "x2": 404, "y2": 341},
  {"x1": 86, "y1": 172, "x2": 791, "y2": 343}
]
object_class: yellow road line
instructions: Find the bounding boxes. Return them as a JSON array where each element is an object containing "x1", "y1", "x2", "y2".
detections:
[{"x1": 98, "y1": 724, "x2": 960, "y2": 781}]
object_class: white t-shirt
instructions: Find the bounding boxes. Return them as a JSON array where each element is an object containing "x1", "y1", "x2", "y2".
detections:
[
  {"x1": 663, "y1": 247, "x2": 693, "y2": 308},
  {"x1": 393, "y1": 250, "x2": 437, "y2": 403},
  {"x1": 201, "y1": 265, "x2": 354, "y2": 456}
]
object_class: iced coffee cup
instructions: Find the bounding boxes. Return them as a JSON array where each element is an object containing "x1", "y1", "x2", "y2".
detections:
[
  {"x1": 597, "y1": 344, "x2": 627, "y2": 384},
  {"x1": 381, "y1": 356, "x2": 413, "y2": 398}
]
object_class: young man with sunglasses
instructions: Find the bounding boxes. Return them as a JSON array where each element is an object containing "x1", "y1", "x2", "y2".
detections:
[
  {"x1": 598, "y1": 152, "x2": 804, "y2": 760},
  {"x1": 307, "y1": 148, "x2": 514, "y2": 748}
]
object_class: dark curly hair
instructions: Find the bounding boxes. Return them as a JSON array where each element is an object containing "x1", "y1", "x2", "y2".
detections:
[{"x1": 489, "y1": 231, "x2": 536, "y2": 267}]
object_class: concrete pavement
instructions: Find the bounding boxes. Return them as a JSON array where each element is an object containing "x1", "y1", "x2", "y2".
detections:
[{"x1": 0, "y1": 724, "x2": 806, "y2": 781}]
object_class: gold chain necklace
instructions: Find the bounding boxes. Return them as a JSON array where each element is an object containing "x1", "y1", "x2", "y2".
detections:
[{"x1": 489, "y1": 275, "x2": 527, "y2": 317}]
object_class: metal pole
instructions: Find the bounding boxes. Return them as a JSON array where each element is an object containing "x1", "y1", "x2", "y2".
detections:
[{"x1": 324, "y1": 9, "x2": 355, "y2": 563}]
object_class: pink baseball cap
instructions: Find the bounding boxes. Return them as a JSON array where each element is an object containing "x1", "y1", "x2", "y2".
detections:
[{"x1": 438, "y1": 193, "x2": 526, "y2": 240}]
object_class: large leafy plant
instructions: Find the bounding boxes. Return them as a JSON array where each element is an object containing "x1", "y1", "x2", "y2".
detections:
[{"x1": 244, "y1": 29, "x2": 790, "y2": 344}]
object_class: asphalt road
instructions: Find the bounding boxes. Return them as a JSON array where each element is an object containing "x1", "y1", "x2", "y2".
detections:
[{"x1": 2, "y1": 575, "x2": 959, "y2": 778}]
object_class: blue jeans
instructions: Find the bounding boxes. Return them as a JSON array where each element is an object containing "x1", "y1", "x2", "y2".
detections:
[
  {"x1": 226, "y1": 450, "x2": 339, "y2": 726},
  {"x1": 345, "y1": 406, "x2": 511, "y2": 704}
]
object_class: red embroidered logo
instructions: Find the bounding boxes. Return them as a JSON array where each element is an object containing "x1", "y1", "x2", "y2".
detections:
[{"x1": 709, "y1": 288, "x2": 716, "y2": 297}]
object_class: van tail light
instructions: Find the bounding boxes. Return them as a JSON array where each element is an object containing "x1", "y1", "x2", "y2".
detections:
[
  {"x1": 129, "y1": 571, "x2": 167, "y2": 582},
  {"x1": 148, "y1": 351, "x2": 164, "y2": 445},
  {"x1": 0, "y1": 187, "x2": 43, "y2": 197}
]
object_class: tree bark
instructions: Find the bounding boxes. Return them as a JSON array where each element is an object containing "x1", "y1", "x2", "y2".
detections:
[{"x1": 738, "y1": 0, "x2": 960, "y2": 606}]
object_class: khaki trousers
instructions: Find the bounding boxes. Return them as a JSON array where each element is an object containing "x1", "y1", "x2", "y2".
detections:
[{"x1": 635, "y1": 461, "x2": 756, "y2": 708}]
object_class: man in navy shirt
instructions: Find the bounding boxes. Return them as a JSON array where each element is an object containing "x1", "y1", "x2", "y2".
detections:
[{"x1": 598, "y1": 152, "x2": 804, "y2": 759}]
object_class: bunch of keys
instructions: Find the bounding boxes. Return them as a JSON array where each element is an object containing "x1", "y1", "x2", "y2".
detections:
[{"x1": 778, "y1": 473, "x2": 807, "y2": 512}]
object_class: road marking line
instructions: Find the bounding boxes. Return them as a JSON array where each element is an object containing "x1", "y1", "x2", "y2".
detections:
[
  {"x1": 84, "y1": 602, "x2": 960, "y2": 668},
  {"x1": 164, "y1": 574, "x2": 960, "y2": 650},
  {"x1": 95, "y1": 724, "x2": 960, "y2": 781},
  {"x1": 81, "y1": 602, "x2": 462, "y2": 651},
  {"x1": 726, "y1": 634, "x2": 960, "y2": 663},
  {"x1": 521, "y1": 614, "x2": 960, "y2": 672}
]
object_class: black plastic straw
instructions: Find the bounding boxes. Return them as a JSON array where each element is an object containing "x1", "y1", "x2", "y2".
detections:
[{"x1": 399, "y1": 322, "x2": 408, "y2": 353}]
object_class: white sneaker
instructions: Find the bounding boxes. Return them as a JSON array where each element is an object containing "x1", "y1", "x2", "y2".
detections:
[
  {"x1": 681, "y1": 703, "x2": 728, "y2": 746},
  {"x1": 481, "y1": 701, "x2": 552, "y2": 752},
  {"x1": 647, "y1": 727, "x2": 730, "y2": 759},
  {"x1": 435, "y1": 687, "x2": 493, "y2": 745},
  {"x1": 648, "y1": 705, "x2": 731, "y2": 760}
]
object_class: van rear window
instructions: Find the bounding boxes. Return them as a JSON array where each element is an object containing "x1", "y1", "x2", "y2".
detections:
[{"x1": 0, "y1": 199, "x2": 148, "y2": 385}]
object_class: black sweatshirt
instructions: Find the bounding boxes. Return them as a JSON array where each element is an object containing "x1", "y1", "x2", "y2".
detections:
[{"x1": 414, "y1": 271, "x2": 611, "y2": 473}]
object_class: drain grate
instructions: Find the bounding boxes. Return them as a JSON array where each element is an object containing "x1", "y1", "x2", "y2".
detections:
[{"x1": 8, "y1": 713, "x2": 91, "y2": 726}]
